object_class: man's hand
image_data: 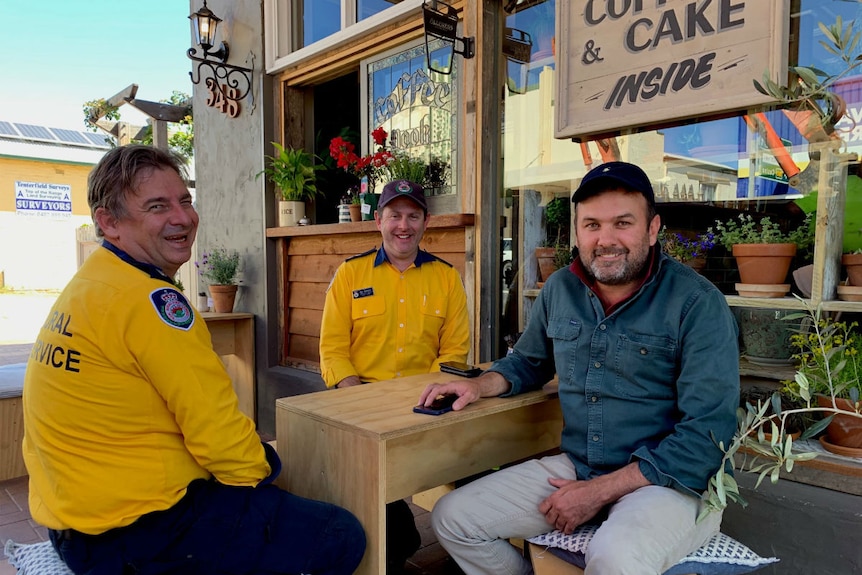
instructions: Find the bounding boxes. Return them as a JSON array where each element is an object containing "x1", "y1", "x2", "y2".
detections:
[
  {"x1": 336, "y1": 375, "x2": 363, "y2": 388},
  {"x1": 418, "y1": 371, "x2": 511, "y2": 411},
  {"x1": 538, "y1": 463, "x2": 650, "y2": 534}
]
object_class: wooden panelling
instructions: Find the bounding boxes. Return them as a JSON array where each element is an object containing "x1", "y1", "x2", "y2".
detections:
[
  {"x1": 288, "y1": 282, "x2": 328, "y2": 310},
  {"x1": 288, "y1": 334, "x2": 321, "y2": 364},
  {"x1": 288, "y1": 254, "x2": 345, "y2": 283},
  {"x1": 289, "y1": 307, "x2": 324, "y2": 338}
]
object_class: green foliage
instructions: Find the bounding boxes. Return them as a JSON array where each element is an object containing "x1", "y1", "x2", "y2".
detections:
[
  {"x1": 544, "y1": 197, "x2": 570, "y2": 245},
  {"x1": 553, "y1": 244, "x2": 574, "y2": 269},
  {"x1": 710, "y1": 213, "x2": 814, "y2": 251},
  {"x1": 195, "y1": 248, "x2": 240, "y2": 286},
  {"x1": 700, "y1": 301, "x2": 862, "y2": 521},
  {"x1": 256, "y1": 143, "x2": 322, "y2": 201},
  {"x1": 385, "y1": 153, "x2": 428, "y2": 184},
  {"x1": 658, "y1": 227, "x2": 716, "y2": 263},
  {"x1": 784, "y1": 315, "x2": 862, "y2": 404},
  {"x1": 754, "y1": 15, "x2": 862, "y2": 133}
]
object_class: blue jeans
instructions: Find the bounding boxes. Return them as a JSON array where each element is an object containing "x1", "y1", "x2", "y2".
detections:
[{"x1": 49, "y1": 479, "x2": 366, "y2": 575}]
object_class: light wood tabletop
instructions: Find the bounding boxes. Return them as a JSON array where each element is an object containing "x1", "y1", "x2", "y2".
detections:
[{"x1": 275, "y1": 370, "x2": 562, "y2": 575}]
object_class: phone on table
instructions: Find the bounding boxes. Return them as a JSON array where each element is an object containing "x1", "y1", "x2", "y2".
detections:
[
  {"x1": 413, "y1": 393, "x2": 458, "y2": 416},
  {"x1": 439, "y1": 361, "x2": 483, "y2": 378}
]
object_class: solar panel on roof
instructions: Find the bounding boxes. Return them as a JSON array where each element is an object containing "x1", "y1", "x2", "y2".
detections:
[
  {"x1": 83, "y1": 132, "x2": 112, "y2": 147},
  {"x1": 51, "y1": 128, "x2": 89, "y2": 145},
  {"x1": 14, "y1": 123, "x2": 55, "y2": 141},
  {"x1": 0, "y1": 121, "x2": 17, "y2": 136}
]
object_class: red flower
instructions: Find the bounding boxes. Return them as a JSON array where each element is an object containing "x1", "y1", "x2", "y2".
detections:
[{"x1": 329, "y1": 127, "x2": 392, "y2": 192}]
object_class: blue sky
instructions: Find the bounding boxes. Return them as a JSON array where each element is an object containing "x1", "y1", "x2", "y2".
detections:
[{"x1": 1, "y1": 0, "x2": 192, "y2": 130}]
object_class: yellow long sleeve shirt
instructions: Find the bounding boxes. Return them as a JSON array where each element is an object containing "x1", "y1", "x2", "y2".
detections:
[
  {"x1": 22, "y1": 246, "x2": 270, "y2": 534},
  {"x1": 319, "y1": 247, "x2": 470, "y2": 387}
]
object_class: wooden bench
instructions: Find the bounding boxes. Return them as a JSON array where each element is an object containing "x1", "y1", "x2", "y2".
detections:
[{"x1": 0, "y1": 363, "x2": 27, "y2": 481}]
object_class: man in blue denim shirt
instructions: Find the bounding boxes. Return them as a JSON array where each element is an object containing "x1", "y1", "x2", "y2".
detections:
[{"x1": 418, "y1": 162, "x2": 739, "y2": 575}]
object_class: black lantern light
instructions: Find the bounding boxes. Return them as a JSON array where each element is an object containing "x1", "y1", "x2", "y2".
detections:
[
  {"x1": 187, "y1": 1, "x2": 253, "y2": 104},
  {"x1": 422, "y1": 0, "x2": 475, "y2": 75}
]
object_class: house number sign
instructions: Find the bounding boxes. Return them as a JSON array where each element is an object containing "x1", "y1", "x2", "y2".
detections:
[{"x1": 206, "y1": 81, "x2": 241, "y2": 118}]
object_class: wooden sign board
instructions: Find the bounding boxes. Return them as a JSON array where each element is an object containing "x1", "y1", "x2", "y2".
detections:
[{"x1": 556, "y1": 0, "x2": 790, "y2": 141}]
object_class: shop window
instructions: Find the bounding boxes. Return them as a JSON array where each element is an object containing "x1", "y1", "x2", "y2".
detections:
[
  {"x1": 363, "y1": 38, "x2": 459, "y2": 208},
  {"x1": 357, "y1": 0, "x2": 405, "y2": 22},
  {"x1": 301, "y1": 0, "x2": 340, "y2": 47}
]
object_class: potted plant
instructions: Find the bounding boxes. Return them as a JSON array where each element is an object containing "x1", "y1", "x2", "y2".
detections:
[
  {"x1": 711, "y1": 212, "x2": 814, "y2": 297},
  {"x1": 841, "y1": 248, "x2": 862, "y2": 288},
  {"x1": 658, "y1": 227, "x2": 716, "y2": 273},
  {"x1": 195, "y1": 248, "x2": 241, "y2": 313},
  {"x1": 329, "y1": 127, "x2": 393, "y2": 220},
  {"x1": 256, "y1": 142, "x2": 322, "y2": 227},
  {"x1": 536, "y1": 197, "x2": 571, "y2": 283},
  {"x1": 701, "y1": 301, "x2": 862, "y2": 519}
]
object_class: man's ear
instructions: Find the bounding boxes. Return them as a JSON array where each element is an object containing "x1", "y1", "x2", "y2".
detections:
[
  {"x1": 648, "y1": 213, "x2": 661, "y2": 246},
  {"x1": 94, "y1": 207, "x2": 119, "y2": 240}
]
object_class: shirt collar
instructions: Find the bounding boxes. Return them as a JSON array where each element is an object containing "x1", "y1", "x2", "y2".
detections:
[
  {"x1": 373, "y1": 246, "x2": 436, "y2": 268},
  {"x1": 101, "y1": 240, "x2": 176, "y2": 284}
]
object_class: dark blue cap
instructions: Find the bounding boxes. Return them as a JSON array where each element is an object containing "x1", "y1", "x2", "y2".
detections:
[
  {"x1": 571, "y1": 161, "x2": 655, "y2": 207},
  {"x1": 379, "y1": 179, "x2": 428, "y2": 211}
]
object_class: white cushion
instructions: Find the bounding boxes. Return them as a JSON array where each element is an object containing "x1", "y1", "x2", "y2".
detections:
[
  {"x1": 528, "y1": 526, "x2": 779, "y2": 575},
  {"x1": 4, "y1": 540, "x2": 74, "y2": 575}
]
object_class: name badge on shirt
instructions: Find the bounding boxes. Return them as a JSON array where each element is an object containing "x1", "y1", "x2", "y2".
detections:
[{"x1": 353, "y1": 287, "x2": 374, "y2": 299}]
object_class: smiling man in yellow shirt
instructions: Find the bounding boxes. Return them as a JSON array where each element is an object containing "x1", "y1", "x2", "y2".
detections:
[{"x1": 320, "y1": 179, "x2": 471, "y2": 572}]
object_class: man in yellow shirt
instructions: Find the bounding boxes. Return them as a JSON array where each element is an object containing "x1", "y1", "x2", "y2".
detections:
[
  {"x1": 23, "y1": 144, "x2": 365, "y2": 575},
  {"x1": 319, "y1": 179, "x2": 471, "y2": 572}
]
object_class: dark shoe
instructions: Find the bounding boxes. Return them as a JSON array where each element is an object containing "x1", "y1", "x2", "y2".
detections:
[{"x1": 386, "y1": 499, "x2": 422, "y2": 568}]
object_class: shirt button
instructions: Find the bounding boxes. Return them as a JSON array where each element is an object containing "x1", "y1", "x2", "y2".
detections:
[
  {"x1": 594, "y1": 362, "x2": 601, "y2": 368},
  {"x1": 592, "y1": 435, "x2": 599, "y2": 442},
  {"x1": 399, "y1": 298, "x2": 404, "y2": 303},
  {"x1": 591, "y1": 396, "x2": 598, "y2": 402},
  {"x1": 599, "y1": 324, "x2": 607, "y2": 331},
  {"x1": 398, "y1": 348, "x2": 403, "y2": 353},
  {"x1": 399, "y1": 323, "x2": 404, "y2": 328},
  {"x1": 435, "y1": 309, "x2": 440, "y2": 314},
  {"x1": 363, "y1": 310, "x2": 368, "y2": 314},
  {"x1": 640, "y1": 348, "x2": 648, "y2": 355},
  {"x1": 396, "y1": 372, "x2": 401, "y2": 376}
]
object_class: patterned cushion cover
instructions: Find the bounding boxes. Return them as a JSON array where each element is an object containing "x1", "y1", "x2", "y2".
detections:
[
  {"x1": 528, "y1": 526, "x2": 779, "y2": 575},
  {"x1": 4, "y1": 540, "x2": 74, "y2": 575}
]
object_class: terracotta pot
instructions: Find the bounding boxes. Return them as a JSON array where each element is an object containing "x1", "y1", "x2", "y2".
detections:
[
  {"x1": 348, "y1": 203, "x2": 362, "y2": 222},
  {"x1": 535, "y1": 247, "x2": 557, "y2": 282},
  {"x1": 732, "y1": 243, "x2": 797, "y2": 285},
  {"x1": 209, "y1": 284, "x2": 238, "y2": 313},
  {"x1": 842, "y1": 252, "x2": 862, "y2": 286},
  {"x1": 816, "y1": 395, "x2": 862, "y2": 450},
  {"x1": 684, "y1": 257, "x2": 706, "y2": 273}
]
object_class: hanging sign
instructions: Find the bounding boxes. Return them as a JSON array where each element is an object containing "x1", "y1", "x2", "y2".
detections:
[
  {"x1": 556, "y1": 0, "x2": 790, "y2": 141},
  {"x1": 15, "y1": 181, "x2": 72, "y2": 218}
]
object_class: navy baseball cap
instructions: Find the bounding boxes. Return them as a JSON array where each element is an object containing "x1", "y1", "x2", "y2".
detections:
[
  {"x1": 571, "y1": 161, "x2": 655, "y2": 207},
  {"x1": 378, "y1": 179, "x2": 428, "y2": 211}
]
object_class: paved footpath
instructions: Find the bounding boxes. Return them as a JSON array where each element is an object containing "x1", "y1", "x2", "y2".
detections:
[{"x1": 0, "y1": 290, "x2": 58, "y2": 365}]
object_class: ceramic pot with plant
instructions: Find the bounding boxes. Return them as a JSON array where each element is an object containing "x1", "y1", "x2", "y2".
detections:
[
  {"x1": 536, "y1": 197, "x2": 571, "y2": 283},
  {"x1": 711, "y1": 212, "x2": 814, "y2": 297},
  {"x1": 256, "y1": 143, "x2": 322, "y2": 227},
  {"x1": 658, "y1": 227, "x2": 716, "y2": 273},
  {"x1": 329, "y1": 127, "x2": 392, "y2": 220},
  {"x1": 196, "y1": 248, "x2": 241, "y2": 313},
  {"x1": 785, "y1": 313, "x2": 862, "y2": 456},
  {"x1": 842, "y1": 250, "x2": 862, "y2": 286}
]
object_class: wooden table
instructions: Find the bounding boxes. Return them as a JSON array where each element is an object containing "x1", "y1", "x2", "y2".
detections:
[
  {"x1": 275, "y1": 372, "x2": 562, "y2": 575},
  {"x1": 202, "y1": 312, "x2": 255, "y2": 421}
]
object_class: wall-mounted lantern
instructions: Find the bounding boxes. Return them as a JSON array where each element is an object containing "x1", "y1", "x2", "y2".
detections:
[
  {"x1": 503, "y1": 27, "x2": 533, "y2": 94},
  {"x1": 422, "y1": 0, "x2": 475, "y2": 75},
  {"x1": 187, "y1": 0, "x2": 253, "y2": 107}
]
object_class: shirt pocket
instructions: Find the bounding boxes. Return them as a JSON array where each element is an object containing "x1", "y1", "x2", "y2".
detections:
[
  {"x1": 547, "y1": 318, "x2": 581, "y2": 380},
  {"x1": 421, "y1": 296, "x2": 448, "y2": 321},
  {"x1": 351, "y1": 294, "x2": 385, "y2": 321},
  {"x1": 612, "y1": 332, "x2": 677, "y2": 399}
]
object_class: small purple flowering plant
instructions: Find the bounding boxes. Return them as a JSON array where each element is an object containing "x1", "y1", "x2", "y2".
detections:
[
  {"x1": 195, "y1": 248, "x2": 240, "y2": 285},
  {"x1": 658, "y1": 227, "x2": 716, "y2": 263}
]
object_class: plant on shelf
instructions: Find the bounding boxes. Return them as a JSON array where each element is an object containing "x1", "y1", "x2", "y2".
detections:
[
  {"x1": 710, "y1": 213, "x2": 814, "y2": 296},
  {"x1": 536, "y1": 197, "x2": 572, "y2": 282},
  {"x1": 256, "y1": 143, "x2": 322, "y2": 202},
  {"x1": 196, "y1": 248, "x2": 240, "y2": 286},
  {"x1": 384, "y1": 152, "x2": 429, "y2": 185},
  {"x1": 425, "y1": 155, "x2": 450, "y2": 191},
  {"x1": 701, "y1": 301, "x2": 862, "y2": 520},
  {"x1": 329, "y1": 127, "x2": 393, "y2": 195},
  {"x1": 658, "y1": 227, "x2": 716, "y2": 264}
]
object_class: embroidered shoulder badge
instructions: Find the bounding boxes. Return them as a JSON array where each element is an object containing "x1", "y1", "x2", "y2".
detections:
[{"x1": 150, "y1": 288, "x2": 195, "y2": 331}]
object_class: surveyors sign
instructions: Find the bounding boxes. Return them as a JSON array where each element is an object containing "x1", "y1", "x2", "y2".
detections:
[
  {"x1": 556, "y1": 0, "x2": 789, "y2": 141},
  {"x1": 15, "y1": 181, "x2": 72, "y2": 218}
]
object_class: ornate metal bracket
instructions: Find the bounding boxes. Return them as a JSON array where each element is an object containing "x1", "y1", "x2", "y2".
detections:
[{"x1": 187, "y1": 47, "x2": 253, "y2": 103}]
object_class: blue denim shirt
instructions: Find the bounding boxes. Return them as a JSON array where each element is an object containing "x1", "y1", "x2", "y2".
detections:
[{"x1": 488, "y1": 252, "x2": 739, "y2": 497}]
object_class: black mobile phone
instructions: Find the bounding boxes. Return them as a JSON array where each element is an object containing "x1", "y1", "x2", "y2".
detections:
[
  {"x1": 439, "y1": 361, "x2": 483, "y2": 378},
  {"x1": 413, "y1": 394, "x2": 458, "y2": 416}
]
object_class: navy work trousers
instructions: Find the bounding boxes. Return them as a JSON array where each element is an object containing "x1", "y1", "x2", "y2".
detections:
[{"x1": 49, "y1": 479, "x2": 366, "y2": 575}]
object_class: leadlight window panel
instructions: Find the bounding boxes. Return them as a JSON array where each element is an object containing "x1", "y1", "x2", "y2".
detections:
[{"x1": 366, "y1": 39, "x2": 458, "y2": 198}]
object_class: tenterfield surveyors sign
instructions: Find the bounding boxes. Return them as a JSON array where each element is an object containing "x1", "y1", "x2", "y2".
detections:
[{"x1": 556, "y1": 0, "x2": 789, "y2": 140}]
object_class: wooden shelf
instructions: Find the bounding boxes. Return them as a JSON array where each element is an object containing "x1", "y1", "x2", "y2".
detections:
[{"x1": 265, "y1": 213, "x2": 475, "y2": 238}]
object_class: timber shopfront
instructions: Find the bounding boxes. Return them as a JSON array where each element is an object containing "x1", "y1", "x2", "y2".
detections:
[{"x1": 190, "y1": 1, "x2": 860, "y2": 571}]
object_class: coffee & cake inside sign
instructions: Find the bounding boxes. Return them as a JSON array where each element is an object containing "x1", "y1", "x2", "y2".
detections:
[{"x1": 555, "y1": 0, "x2": 789, "y2": 141}]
